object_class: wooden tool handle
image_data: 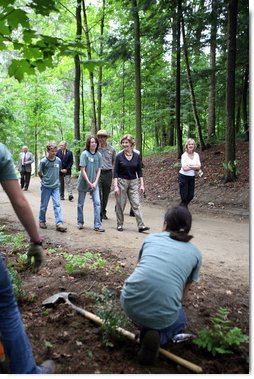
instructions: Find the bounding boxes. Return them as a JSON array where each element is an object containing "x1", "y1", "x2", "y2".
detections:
[{"x1": 68, "y1": 301, "x2": 203, "y2": 373}]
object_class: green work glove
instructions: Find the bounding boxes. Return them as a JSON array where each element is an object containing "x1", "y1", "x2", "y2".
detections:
[{"x1": 27, "y1": 243, "x2": 44, "y2": 273}]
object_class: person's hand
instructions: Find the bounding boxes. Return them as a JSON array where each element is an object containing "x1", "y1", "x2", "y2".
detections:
[{"x1": 27, "y1": 243, "x2": 44, "y2": 273}]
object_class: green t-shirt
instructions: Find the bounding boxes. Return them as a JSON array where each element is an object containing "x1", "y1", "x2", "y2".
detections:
[
  {"x1": 38, "y1": 156, "x2": 61, "y2": 189},
  {"x1": 0, "y1": 143, "x2": 17, "y2": 182},
  {"x1": 77, "y1": 150, "x2": 102, "y2": 192},
  {"x1": 120, "y1": 231, "x2": 202, "y2": 329}
]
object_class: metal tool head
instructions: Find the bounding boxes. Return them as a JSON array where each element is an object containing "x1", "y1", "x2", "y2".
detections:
[{"x1": 42, "y1": 292, "x2": 77, "y2": 307}]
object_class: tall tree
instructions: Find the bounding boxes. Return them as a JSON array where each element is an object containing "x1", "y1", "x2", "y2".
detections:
[
  {"x1": 224, "y1": 0, "x2": 238, "y2": 182},
  {"x1": 208, "y1": 0, "x2": 217, "y2": 139},
  {"x1": 181, "y1": 6, "x2": 206, "y2": 150},
  {"x1": 97, "y1": 0, "x2": 106, "y2": 131},
  {"x1": 82, "y1": 0, "x2": 97, "y2": 134},
  {"x1": 131, "y1": 0, "x2": 142, "y2": 157},
  {"x1": 176, "y1": 0, "x2": 183, "y2": 158},
  {"x1": 74, "y1": 0, "x2": 82, "y2": 171}
]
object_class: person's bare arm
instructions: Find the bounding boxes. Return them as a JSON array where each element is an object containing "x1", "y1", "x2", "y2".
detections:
[
  {"x1": 1, "y1": 179, "x2": 41, "y2": 242},
  {"x1": 182, "y1": 279, "x2": 193, "y2": 302}
]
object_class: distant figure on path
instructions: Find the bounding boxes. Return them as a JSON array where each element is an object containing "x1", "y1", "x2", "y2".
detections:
[
  {"x1": 18, "y1": 145, "x2": 34, "y2": 191},
  {"x1": 38, "y1": 142, "x2": 67, "y2": 232},
  {"x1": 114, "y1": 134, "x2": 149, "y2": 233},
  {"x1": 77, "y1": 136, "x2": 105, "y2": 232},
  {"x1": 179, "y1": 138, "x2": 201, "y2": 208},
  {"x1": 97, "y1": 129, "x2": 116, "y2": 220},
  {"x1": 56, "y1": 141, "x2": 74, "y2": 201}
]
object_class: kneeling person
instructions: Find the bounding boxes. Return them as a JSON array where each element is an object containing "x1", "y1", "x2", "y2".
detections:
[{"x1": 120, "y1": 206, "x2": 202, "y2": 365}]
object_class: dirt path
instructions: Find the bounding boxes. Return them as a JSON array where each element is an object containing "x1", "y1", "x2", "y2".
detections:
[{"x1": 0, "y1": 177, "x2": 249, "y2": 288}]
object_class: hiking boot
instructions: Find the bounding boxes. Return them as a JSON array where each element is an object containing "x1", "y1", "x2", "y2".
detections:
[
  {"x1": 56, "y1": 224, "x2": 67, "y2": 232},
  {"x1": 138, "y1": 330, "x2": 160, "y2": 365},
  {"x1": 39, "y1": 222, "x2": 47, "y2": 229},
  {"x1": 39, "y1": 359, "x2": 55, "y2": 374},
  {"x1": 68, "y1": 195, "x2": 74, "y2": 201}
]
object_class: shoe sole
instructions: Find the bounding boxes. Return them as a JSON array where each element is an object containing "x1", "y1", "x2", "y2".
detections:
[{"x1": 138, "y1": 330, "x2": 160, "y2": 365}]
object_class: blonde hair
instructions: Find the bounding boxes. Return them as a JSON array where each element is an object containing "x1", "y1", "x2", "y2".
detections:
[
  {"x1": 120, "y1": 134, "x2": 135, "y2": 146},
  {"x1": 185, "y1": 138, "x2": 196, "y2": 150}
]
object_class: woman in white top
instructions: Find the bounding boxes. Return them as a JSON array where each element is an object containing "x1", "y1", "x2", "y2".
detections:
[{"x1": 179, "y1": 138, "x2": 201, "y2": 208}]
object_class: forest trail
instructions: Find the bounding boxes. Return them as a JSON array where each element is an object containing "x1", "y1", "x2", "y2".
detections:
[{"x1": 0, "y1": 177, "x2": 249, "y2": 288}]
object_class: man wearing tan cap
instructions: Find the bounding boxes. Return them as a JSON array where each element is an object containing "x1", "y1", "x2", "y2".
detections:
[{"x1": 97, "y1": 129, "x2": 116, "y2": 220}]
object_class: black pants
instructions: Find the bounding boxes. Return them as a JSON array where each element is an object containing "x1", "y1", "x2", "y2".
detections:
[
  {"x1": 99, "y1": 170, "x2": 112, "y2": 217},
  {"x1": 178, "y1": 173, "x2": 195, "y2": 207},
  {"x1": 20, "y1": 167, "x2": 31, "y2": 190}
]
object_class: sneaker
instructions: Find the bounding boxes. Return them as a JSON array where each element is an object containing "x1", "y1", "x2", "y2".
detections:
[
  {"x1": 117, "y1": 225, "x2": 123, "y2": 232},
  {"x1": 77, "y1": 224, "x2": 84, "y2": 229},
  {"x1": 94, "y1": 227, "x2": 105, "y2": 232},
  {"x1": 102, "y1": 214, "x2": 108, "y2": 220},
  {"x1": 60, "y1": 196, "x2": 65, "y2": 200},
  {"x1": 138, "y1": 330, "x2": 160, "y2": 365},
  {"x1": 56, "y1": 224, "x2": 67, "y2": 232},
  {"x1": 68, "y1": 195, "x2": 74, "y2": 201},
  {"x1": 39, "y1": 359, "x2": 55, "y2": 374},
  {"x1": 39, "y1": 222, "x2": 47, "y2": 229},
  {"x1": 138, "y1": 226, "x2": 150, "y2": 233}
]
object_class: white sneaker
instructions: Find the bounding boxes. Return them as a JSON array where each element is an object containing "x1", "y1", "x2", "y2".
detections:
[{"x1": 77, "y1": 224, "x2": 84, "y2": 229}]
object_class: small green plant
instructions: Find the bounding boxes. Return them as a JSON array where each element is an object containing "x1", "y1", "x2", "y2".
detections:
[
  {"x1": 93, "y1": 288, "x2": 132, "y2": 347},
  {"x1": 6, "y1": 264, "x2": 27, "y2": 301},
  {"x1": 193, "y1": 307, "x2": 249, "y2": 356},
  {"x1": 0, "y1": 230, "x2": 27, "y2": 250},
  {"x1": 62, "y1": 251, "x2": 106, "y2": 274},
  {"x1": 223, "y1": 160, "x2": 239, "y2": 175}
]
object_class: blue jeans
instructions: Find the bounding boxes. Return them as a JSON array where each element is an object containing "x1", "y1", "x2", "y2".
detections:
[
  {"x1": 159, "y1": 307, "x2": 187, "y2": 345},
  {"x1": 77, "y1": 187, "x2": 102, "y2": 228},
  {"x1": 0, "y1": 256, "x2": 41, "y2": 374},
  {"x1": 39, "y1": 185, "x2": 63, "y2": 225},
  {"x1": 140, "y1": 307, "x2": 187, "y2": 346}
]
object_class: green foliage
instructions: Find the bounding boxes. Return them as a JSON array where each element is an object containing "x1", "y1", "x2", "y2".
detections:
[
  {"x1": 62, "y1": 252, "x2": 106, "y2": 274},
  {"x1": 6, "y1": 264, "x2": 27, "y2": 301},
  {"x1": 90, "y1": 288, "x2": 131, "y2": 348},
  {"x1": 223, "y1": 160, "x2": 239, "y2": 175},
  {"x1": 193, "y1": 307, "x2": 249, "y2": 356},
  {"x1": 0, "y1": 230, "x2": 26, "y2": 250}
]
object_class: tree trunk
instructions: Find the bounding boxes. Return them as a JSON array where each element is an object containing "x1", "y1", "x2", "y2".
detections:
[
  {"x1": 82, "y1": 0, "x2": 97, "y2": 134},
  {"x1": 168, "y1": 7, "x2": 177, "y2": 146},
  {"x1": 97, "y1": 0, "x2": 105, "y2": 131},
  {"x1": 176, "y1": 0, "x2": 182, "y2": 159},
  {"x1": 74, "y1": 0, "x2": 82, "y2": 172},
  {"x1": 242, "y1": 63, "x2": 249, "y2": 141},
  {"x1": 131, "y1": 0, "x2": 142, "y2": 159},
  {"x1": 208, "y1": 0, "x2": 217, "y2": 139},
  {"x1": 181, "y1": 9, "x2": 206, "y2": 150},
  {"x1": 224, "y1": 0, "x2": 238, "y2": 182}
]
